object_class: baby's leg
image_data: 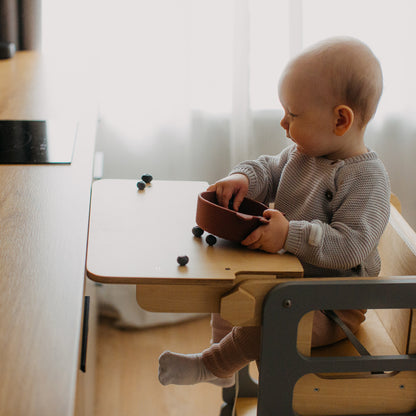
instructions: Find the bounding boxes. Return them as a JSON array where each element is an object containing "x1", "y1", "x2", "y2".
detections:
[
  {"x1": 312, "y1": 309, "x2": 366, "y2": 347},
  {"x1": 211, "y1": 313, "x2": 233, "y2": 343},
  {"x1": 158, "y1": 351, "x2": 235, "y2": 387},
  {"x1": 158, "y1": 325, "x2": 261, "y2": 386},
  {"x1": 159, "y1": 310, "x2": 365, "y2": 387},
  {"x1": 202, "y1": 325, "x2": 261, "y2": 378},
  {"x1": 158, "y1": 314, "x2": 234, "y2": 387}
]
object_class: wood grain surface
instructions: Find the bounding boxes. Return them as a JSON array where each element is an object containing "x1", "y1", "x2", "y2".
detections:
[
  {"x1": 0, "y1": 52, "x2": 97, "y2": 416},
  {"x1": 86, "y1": 179, "x2": 303, "y2": 284}
]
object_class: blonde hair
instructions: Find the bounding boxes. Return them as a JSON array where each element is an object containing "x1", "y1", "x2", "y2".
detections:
[{"x1": 296, "y1": 37, "x2": 383, "y2": 128}]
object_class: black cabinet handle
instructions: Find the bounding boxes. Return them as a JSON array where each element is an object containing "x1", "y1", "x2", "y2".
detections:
[{"x1": 80, "y1": 296, "x2": 90, "y2": 372}]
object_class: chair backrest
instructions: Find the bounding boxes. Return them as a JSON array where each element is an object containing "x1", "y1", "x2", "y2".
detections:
[
  {"x1": 376, "y1": 203, "x2": 416, "y2": 354},
  {"x1": 379, "y1": 202, "x2": 416, "y2": 277}
]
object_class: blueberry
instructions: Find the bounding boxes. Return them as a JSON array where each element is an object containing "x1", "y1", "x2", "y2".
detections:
[
  {"x1": 192, "y1": 226, "x2": 204, "y2": 238},
  {"x1": 141, "y1": 174, "x2": 153, "y2": 184},
  {"x1": 136, "y1": 180, "x2": 146, "y2": 190},
  {"x1": 206, "y1": 234, "x2": 217, "y2": 246},
  {"x1": 177, "y1": 255, "x2": 189, "y2": 266}
]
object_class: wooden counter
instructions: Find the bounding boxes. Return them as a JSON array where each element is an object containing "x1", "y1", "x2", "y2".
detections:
[{"x1": 0, "y1": 52, "x2": 97, "y2": 415}]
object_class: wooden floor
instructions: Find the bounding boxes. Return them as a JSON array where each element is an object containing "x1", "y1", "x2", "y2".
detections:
[{"x1": 94, "y1": 315, "x2": 224, "y2": 416}]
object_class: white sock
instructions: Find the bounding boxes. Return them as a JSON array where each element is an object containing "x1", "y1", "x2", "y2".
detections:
[{"x1": 158, "y1": 351, "x2": 235, "y2": 387}]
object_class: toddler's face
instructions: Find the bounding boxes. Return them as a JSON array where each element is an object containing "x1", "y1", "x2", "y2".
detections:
[{"x1": 278, "y1": 63, "x2": 341, "y2": 159}]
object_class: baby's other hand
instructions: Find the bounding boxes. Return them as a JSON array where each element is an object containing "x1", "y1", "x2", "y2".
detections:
[
  {"x1": 241, "y1": 209, "x2": 289, "y2": 253},
  {"x1": 207, "y1": 174, "x2": 249, "y2": 211}
]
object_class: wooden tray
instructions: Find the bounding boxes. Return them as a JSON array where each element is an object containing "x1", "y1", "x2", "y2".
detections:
[{"x1": 86, "y1": 179, "x2": 302, "y2": 285}]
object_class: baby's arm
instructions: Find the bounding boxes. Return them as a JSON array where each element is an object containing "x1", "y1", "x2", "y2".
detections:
[
  {"x1": 207, "y1": 173, "x2": 249, "y2": 211},
  {"x1": 209, "y1": 147, "x2": 292, "y2": 211},
  {"x1": 285, "y1": 167, "x2": 391, "y2": 272}
]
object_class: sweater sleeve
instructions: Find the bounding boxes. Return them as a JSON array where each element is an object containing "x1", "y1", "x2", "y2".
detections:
[
  {"x1": 284, "y1": 160, "x2": 391, "y2": 271},
  {"x1": 230, "y1": 145, "x2": 293, "y2": 205}
]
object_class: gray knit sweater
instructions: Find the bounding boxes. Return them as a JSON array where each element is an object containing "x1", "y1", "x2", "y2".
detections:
[{"x1": 231, "y1": 145, "x2": 391, "y2": 277}]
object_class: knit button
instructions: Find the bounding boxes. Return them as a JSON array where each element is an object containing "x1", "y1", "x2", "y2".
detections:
[{"x1": 325, "y1": 190, "x2": 333, "y2": 201}]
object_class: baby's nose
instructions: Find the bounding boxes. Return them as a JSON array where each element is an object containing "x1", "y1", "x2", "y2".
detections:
[{"x1": 280, "y1": 115, "x2": 289, "y2": 130}]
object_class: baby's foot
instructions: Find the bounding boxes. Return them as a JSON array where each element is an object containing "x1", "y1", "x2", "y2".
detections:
[
  {"x1": 158, "y1": 351, "x2": 235, "y2": 387},
  {"x1": 208, "y1": 374, "x2": 236, "y2": 388}
]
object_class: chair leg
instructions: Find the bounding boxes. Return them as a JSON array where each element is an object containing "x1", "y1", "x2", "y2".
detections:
[
  {"x1": 219, "y1": 402, "x2": 233, "y2": 416},
  {"x1": 220, "y1": 365, "x2": 259, "y2": 414}
]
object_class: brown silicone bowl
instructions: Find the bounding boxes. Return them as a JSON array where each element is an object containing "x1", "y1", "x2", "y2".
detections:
[{"x1": 196, "y1": 191, "x2": 269, "y2": 242}]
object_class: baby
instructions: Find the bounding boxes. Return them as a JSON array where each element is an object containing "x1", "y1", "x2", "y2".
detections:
[{"x1": 158, "y1": 37, "x2": 391, "y2": 387}]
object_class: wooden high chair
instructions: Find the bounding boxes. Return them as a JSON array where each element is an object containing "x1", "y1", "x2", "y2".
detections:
[{"x1": 221, "y1": 198, "x2": 416, "y2": 416}]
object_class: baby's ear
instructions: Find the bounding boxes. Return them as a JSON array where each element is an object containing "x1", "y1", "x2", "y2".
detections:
[{"x1": 333, "y1": 105, "x2": 354, "y2": 136}]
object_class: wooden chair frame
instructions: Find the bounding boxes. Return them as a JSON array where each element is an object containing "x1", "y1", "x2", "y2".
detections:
[
  {"x1": 257, "y1": 278, "x2": 416, "y2": 416},
  {"x1": 221, "y1": 201, "x2": 416, "y2": 416}
]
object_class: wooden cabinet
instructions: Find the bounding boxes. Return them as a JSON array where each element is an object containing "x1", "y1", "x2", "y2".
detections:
[{"x1": 0, "y1": 52, "x2": 97, "y2": 416}]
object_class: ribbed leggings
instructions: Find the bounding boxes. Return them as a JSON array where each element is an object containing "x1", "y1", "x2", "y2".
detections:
[{"x1": 201, "y1": 310, "x2": 365, "y2": 378}]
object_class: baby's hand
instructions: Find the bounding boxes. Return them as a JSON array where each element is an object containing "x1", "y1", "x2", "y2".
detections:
[
  {"x1": 207, "y1": 174, "x2": 249, "y2": 211},
  {"x1": 241, "y1": 209, "x2": 289, "y2": 253}
]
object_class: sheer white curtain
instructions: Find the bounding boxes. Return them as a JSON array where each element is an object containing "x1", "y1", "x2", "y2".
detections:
[{"x1": 91, "y1": 0, "x2": 292, "y2": 184}]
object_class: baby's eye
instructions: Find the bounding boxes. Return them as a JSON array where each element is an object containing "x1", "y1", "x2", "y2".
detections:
[{"x1": 289, "y1": 112, "x2": 297, "y2": 118}]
